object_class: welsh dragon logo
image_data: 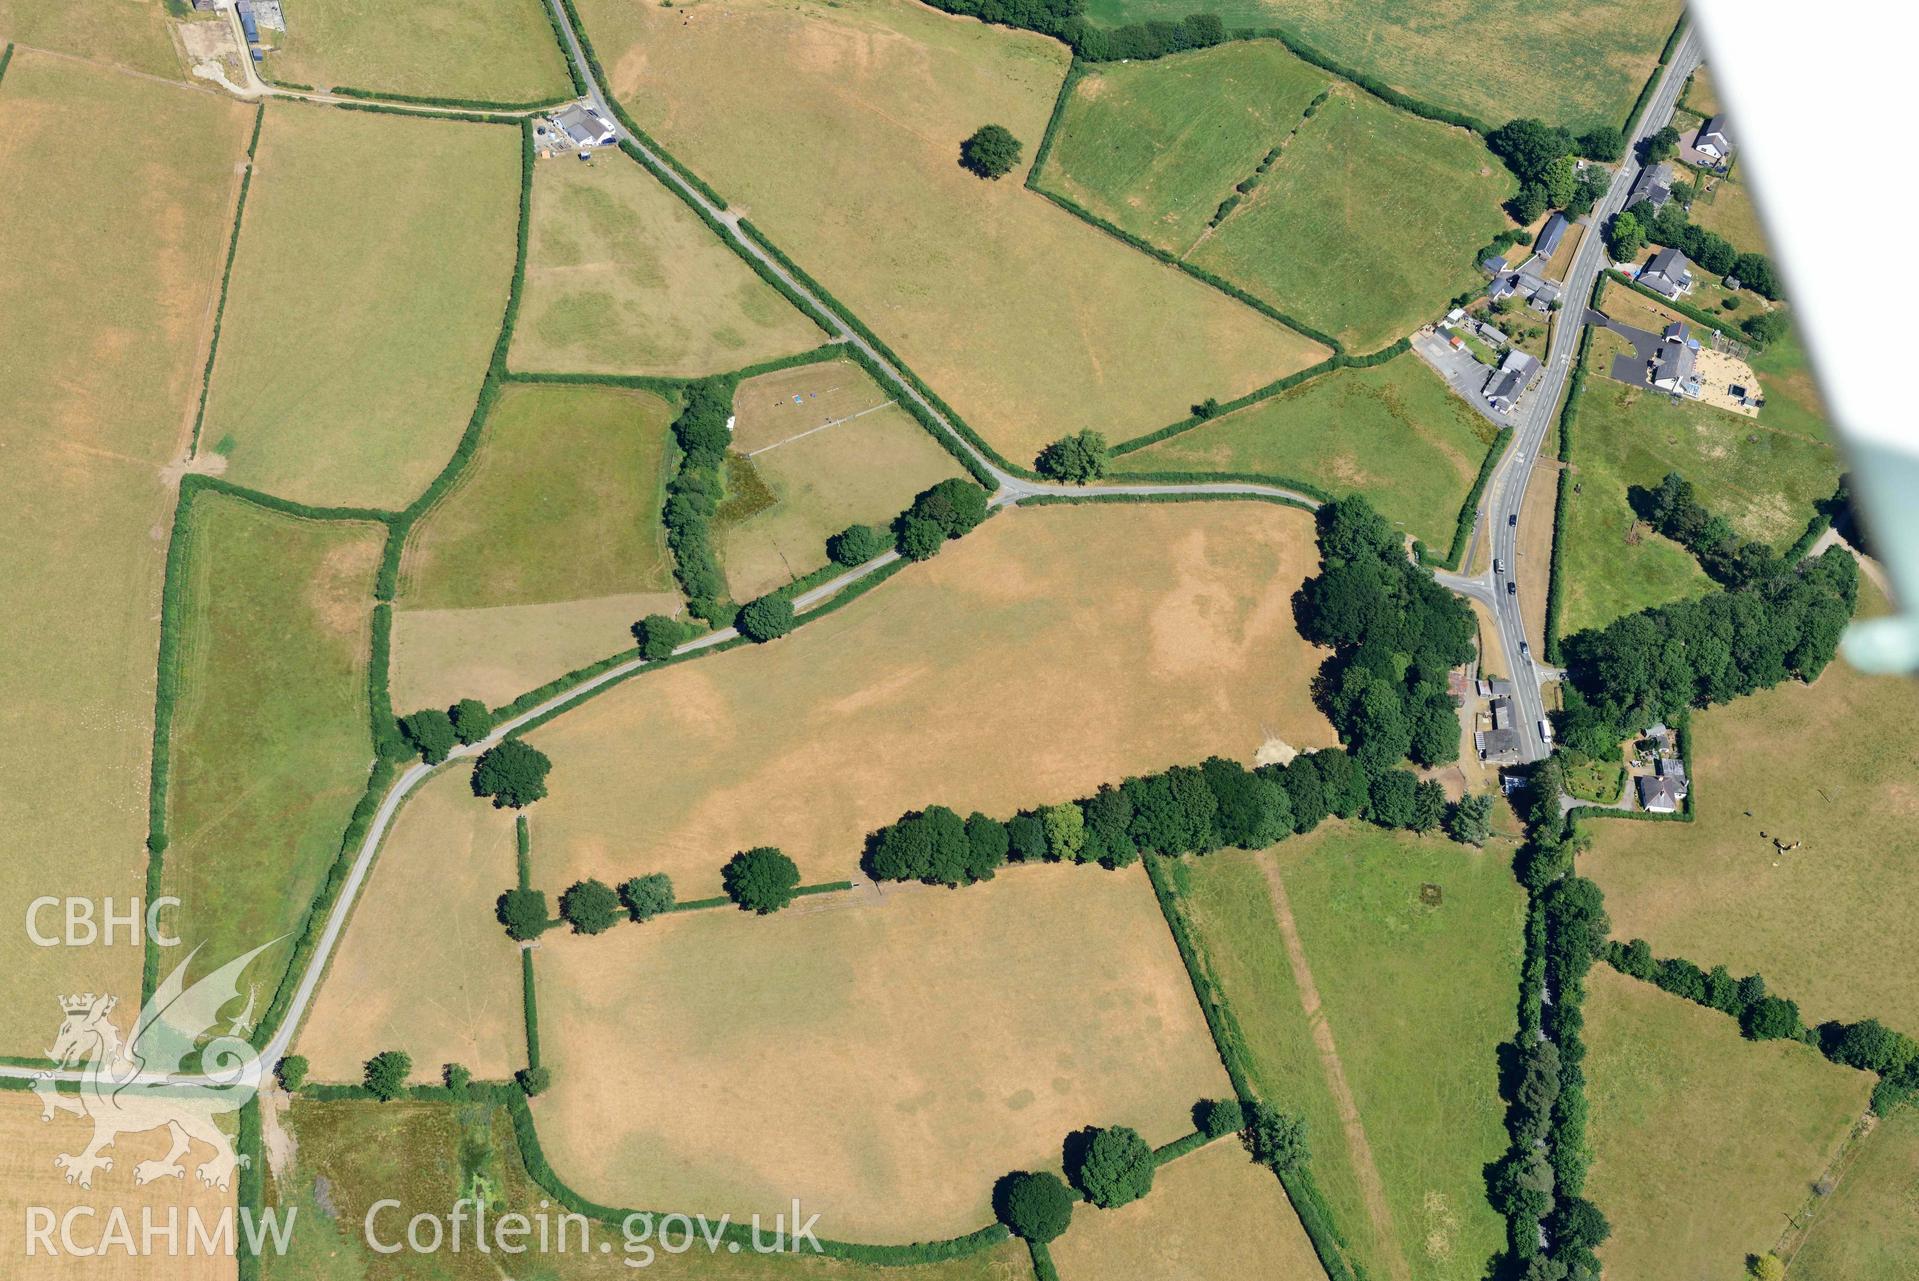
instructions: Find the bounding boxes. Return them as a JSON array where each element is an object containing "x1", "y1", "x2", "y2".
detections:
[{"x1": 33, "y1": 940, "x2": 278, "y2": 1191}]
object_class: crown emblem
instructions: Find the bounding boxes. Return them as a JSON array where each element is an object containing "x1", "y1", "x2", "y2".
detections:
[{"x1": 59, "y1": 993, "x2": 113, "y2": 1015}]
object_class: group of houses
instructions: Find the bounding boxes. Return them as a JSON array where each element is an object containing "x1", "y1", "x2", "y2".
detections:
[{"x1": 1483, "y1": 212, "x2": 1571, "y2": 314}]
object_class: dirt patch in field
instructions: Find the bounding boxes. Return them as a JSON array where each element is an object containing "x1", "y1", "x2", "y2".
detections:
[
  {"x1": 531, "y1": 860, "x2": 1231, "y2": 1242},
  {"x1": 522, "y1": 502, "x2": 1336, "y2": 900}
]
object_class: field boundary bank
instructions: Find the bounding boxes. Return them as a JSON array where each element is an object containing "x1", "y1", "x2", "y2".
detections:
[
  {"x1": 187, "y1": 101, "x2": 264, "y2": 456},
  {"x1": 1185, "y1": 87, "x2": 1329, "y2": 256}
]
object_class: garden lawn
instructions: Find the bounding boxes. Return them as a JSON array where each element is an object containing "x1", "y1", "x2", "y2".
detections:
[
  {"x1": 1038, "y1": 41, "x2": 1330, "y2": 254},
  {"x1": 161, "y1": 493, "x2": 383, "y2": 995},
  {"x1": 1187, "y1": 83, "x2": 1513, "y2": 351},
  {"x1": 267, "y1": 1098, "x2": 1037, "y2": 1279},
  {"x1": 1049, "y1": 1138, "x2": 1322, "y2": 1280},
  {"x1": 293, "y1": 769, "x2": 523, "y2": 1085},
  {"x1": 1078, "y1": 0, "x2": 1684, "y2": 132},
  {"x1": 516, "y1": 501, "x2": 1336, "y2": 901},
  {"x1": 0, "y1": 0, "x2": 184, "y2": 79},
  {"x1": 0, "y1": 50, "x2": 252, "y2": 1053},
  {"x1": 512, "y1": 151, "x2": 824, "y2": 376},
  {"x1": 1583, "y1": 967, "x2": 1871, "y2": 1280},
  {"x1": 1791, "y1": 1103, "x2": 1919, "y2": 1281},
  {"x1": 1174, "y1": 826, "x2": 1523, "y2": 1281},
  {"x1": 574, "y1": 0, "x2": 1326, "y2": 464},
  {"x1": 1582, "y1": 581, "x2": 1919, "y2": 1030},
  {"x1": 716, "y1": 360, "x2": 966, "y2": 598},
  {"x1": 1558, "y1": 325, "x2": 1839, "y2": 634},
  {"x1": 532, "y1": 860, "x2": 1231, "y2": 1242},
  {"x1": 203, "y1": 101, "x2": 520, "y2": 510},
  {"x1": 1115, "y1": 354, "x2": 1496, "y2": 550},
  {"x1": 261, "y1": 0, "x2": 573, "y2": 103},
  {"x1": 1686, "y1": 167, "x2": 1769, "y2": 263}
]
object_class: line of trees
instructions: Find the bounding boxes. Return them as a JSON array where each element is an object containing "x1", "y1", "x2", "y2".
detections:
[
  {"x1": 1605, "y1": 940, "x2": 1919, "y2": 1110},
  {"x1": 1621, "y1": 196, "x2": 1781, "y2": 300},
  {"x1": 398, "y1": 697, "x2": 498, "y2": 764},
  {"x1": 915, "y1": 0, "x2": 1226, "y2": 63},
  {"x1": 1034, "y1": 429, "x2": 1109, "y2": 483},
  {"x1": 1294, "y1": 496, "x2": 1476, "y2": 773},
  {"x1": 498, "y1": 871, "x2": 674, "y2": 941},
  {"x1": 1558, "y1": 545, "x2": 1857, "y2": 757},
  {"x1": 831, "y1": 477, "x2": 991, "y2": 569},
  {"x1": 661, "y1": 378, "x2": 738, "y2": 627},
  {"x1": 1638, "y1": 472, "x2": 1788, "y2": 590}
]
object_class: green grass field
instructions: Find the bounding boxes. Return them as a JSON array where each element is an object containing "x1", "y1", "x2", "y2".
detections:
[
  {"x1": 1041, "y1": 42, "x2": 1330, "y2": 252},
  {"x1": 1558, "y1": 325, "x2": 1840, "y2": 635},
  {"x1": 1583, "y1": 582, "x2": 1919, "y2": 1030},
  {"x1": 574, "y1": 0, "x2": 1327, "y2": 464},
  {"x1": 398, "y1": 382, "x2": 678, "y2": 610},
  {"x1": 1686, "y1": 167, "x2": 1769, "y2": 262},
  {"x1": 1078, "y1": 0, "x2": 1684, "y2": 132},
  {"x1": 267, "y1": 1099, "x2": 1037, "y2": 1279},
  {"x1": 261, "y1": 0, "x2": 573, "y2": 102},
  {"x1": 716, "y1": 359, "x2": 965, "y2": 598},
  {"x1": 1791, "y1": 1104, "x2": 1919, "y2": 1280},
  {"x1": 512, "y1": 152, "x2": 824, "y2": 377},
  {"x1": 205, "y1": 102, "x2": 520, "y2": 510},
  {"x1": 1115, "y1": 354, "x2": 1496, "y2": 549},
  {"x1": 0, "y1": 0, "x2": 186, "y2": 79},
  {"x1": 1176, "y1": 827, "x2": 1522, "y2": 1281},
  {"x1": 161, "y1": 494, "x2": 382, "y2": 993},
  {"x1": 1583, "y1": 967, "x2": 1872, "y2": 1280},
  {"x1": 0, "y1": 50, "x2": 254, "y2": 1053},
  {"x1": 1187, "y1": 84, "x2": 1512, "y2": 350},
  {"x1": 1747, "y1": 323, "x2": 1831, "y2": 444}
]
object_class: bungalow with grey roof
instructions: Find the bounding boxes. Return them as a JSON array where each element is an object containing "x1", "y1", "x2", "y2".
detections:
[
  {"x1": 1482, "y1": 350, "x2": 1540, "y2": 415},
  {"x1": 1694, "y1": 115, "x2": 1734, "y2": 162},
  {"x1": 1534, "y1": 212, "x2": 1570, "y2": 261},
  {"x1": 1638, "y1": 246, "x2": 1694, "y2": 299},
  {"x1": 1637, "y1": 774, "x2": 1687, "y2": 813},
  {"x1": 552, "y1": 102, "x2": 616, "y2": 150},
  {"x1": 1628, "y1": 161, "x2": 1674, "y2": 212}
]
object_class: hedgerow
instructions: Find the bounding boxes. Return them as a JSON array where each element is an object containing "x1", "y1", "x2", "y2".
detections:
[
  {"x1": 660, "y1": 377, "x2": 738, "y2": 623},
  {"x1": 326, "y1": 85, "x2": 572, "y2": 113},
  {"x1": 1428, "y1": 427, "x2": 1512, "y2": 571},
  {"x1": 188, "y1": 102, "x2": 264, "y2": 456}
]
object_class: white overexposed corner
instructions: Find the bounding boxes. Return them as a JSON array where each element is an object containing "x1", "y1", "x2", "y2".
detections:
[{"x1": 1688, "y1": 1, "x2": 1919, "y2": 671}]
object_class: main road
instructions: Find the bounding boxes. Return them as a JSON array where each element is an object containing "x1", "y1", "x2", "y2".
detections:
[{"x1": 1444, "y1": 27, "x2": 1702, "y2": 762}]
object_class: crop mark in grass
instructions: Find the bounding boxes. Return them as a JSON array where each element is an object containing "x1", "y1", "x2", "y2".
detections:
[{"x1": 1255, "y1": 851, "x2": 1409, "y2": 1281}]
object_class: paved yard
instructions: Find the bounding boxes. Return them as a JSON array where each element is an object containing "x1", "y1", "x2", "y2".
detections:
[{"x1": 1412, "y1": 329, "x2": 1512, "y2": 427}]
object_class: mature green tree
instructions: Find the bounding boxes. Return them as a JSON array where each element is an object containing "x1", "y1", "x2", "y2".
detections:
[
  {"x1": 1071, "y1": 1125, "x2": 1155, "y2": 1209},
  {"x1": 1079, "y1": 783, "x2": 1138, "y2": 867},
  {"x1": 1245, "y1": 1103, "x2": 1309, "y2": 1171},
  {"x1": 517, "y1": 1065, "x2": 551, "y2": 1096},
  {"x1": 1367, "y1": 768, "x2": 1418, "y2": 828},
  {"x1": 1034, "y1": 430, "x2": 1110, "y2": 483},
  {"x1": 619, "y1": 872, "x2": 675, "y2": 922},
  {"x1": 1196, "y1": 1097, "x2": 1245, "y2": 1139},
  {"x1": 1541, "y1": 155, "x2": 1578, "y2": 208},
  {"x1": 1312, "y1": 750, "x2": 1370, "y2": 819},
  {"x1": 633, "y1": 613, "x2": 694, "y2": 661},
  {"x1": 1275, "y1": 756, "x2": 1329, "y2": 833},
  {"x1": 1740, "y1": 309, "x2": 1789, "y2": 347},
  {"x1": 471, "y1": 740, "x2": 551, "y2": 808},
  {"x1": 1830, "y1": 1019, "x2": 1919, "y2": 1075},
  {"x1": 1508, "y1": 181, "x2": 1549, "y2": 226},
  {"x1": 993, "y1": 1171, "x2": 1073, "y2": 1242},
  {"x1": 401, "y1": 708, "x2": 457, "y2": 765},
  {"x1": 1409, "y1": 694, "x2": 1461, "y2": 767},
  {"x1": 1605, "y1": 210, "x2": 1647, "y2": 261},
  {"x1": 959, "y1": 124, "x2": 1022, "y2": 179},
  {"x1": 1041, "y1": 801, "x2": 1088, "y2": 863},
  {"x1": 1006, "y1": 812, "x2": 1047, "y2": 862},
  {"x1": 364, "y1": 1050, "x2": 412, "y2": 1102},
  {"x1": 908, "y1": 478, "x2": 990, "y2": 539},
  {"x1": 496, "y1": 887, "x2": 551, "y2": 941},
  {"x1": 1742, "y1": 994, "x2": 1804, "y2": 1041},
  {"x1": 1577, "y1": 125, "x2": 1625, "y2": 161},
  {"x1": 963, "y1": 812, "x2": 1010, "y2": 881},
  {"x1": 1731, "y1": 252, "x2": 1780, "y2": 299},
  {"x1": 827, "y1": 523, "x2": 890, "y2": 567},
  {"x1": 737, "y1": 593, "x2": 796, "y2": 643},
  {"x1": 449, "y1": 698, "x2": 495, "y2": 746},
  {"x1": 1447, "y1": 793, "x2": 1494, "y2": 846},
  {"x1": 723, "y1": 846, "x2": 801, "y2": 913},
  {"x1": 560, "y1": 879, "x2": 622, "y2": 935},
  {"x1": 1549, "y1": 1197, "x2": 1612, "y2": 1251},
  {"x1": 275, "y1": 1055, "x2": 308, "y2": 1092},
  {"x1": 443, "y1": 1062, "x2": 471, "y2": 1093},
  {"x1": 895, "y1": 514, "x2": 948, "y2": 562},
  {"x1": 1409, "y1": 779, "x2": 1447, "y2": 833},
  {"x1": 1487, "y1": 118, "x2": 1576, "y2": 182},
  {"x1": 1644, "y1": 124, "x2": 1681, "y2": 162},
  {"x1": 1201, "y1": 756, "x2": 1292, "y2": 849}
]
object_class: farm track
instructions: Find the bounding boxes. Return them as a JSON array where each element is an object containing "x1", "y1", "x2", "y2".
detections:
[{"x1": 1255, "y1": 853, "x2": 1409, "y2": 1281}]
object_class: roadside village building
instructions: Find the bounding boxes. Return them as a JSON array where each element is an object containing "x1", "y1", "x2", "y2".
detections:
[
  {"x1": 1649, "y1": 322, "x2": 1703, "y2": 396},
  {"x1": 1482, "y1": 350, "x2": 1540, "y2": 414},
  {"x1": 553, "y1": 102, "x2": 616, "y2": 149},
  {"x1": 1694, "y1": 115, "x2": 1734, "y2": 162},
  {"x1": 1638, "y1": 246, "x2": 1695, "y2": 299},
  {"x1": 1628, "y1": 161, "x2": 1674, "y2": 212}
]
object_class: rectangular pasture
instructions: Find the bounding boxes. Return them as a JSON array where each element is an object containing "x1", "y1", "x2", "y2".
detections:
[
  {"x1": 1039, "y1": 41, "x2": 1331, "y2": 254},
  {"x1": 531, "y1": 860, "x2": 1232, "y2": 1243},
  {"x1": 0, "y1": 51, "x2": 253, "y2": 1053},
  {"x1": 0, "y1": 1090, "x2": 235, "y2": 1280},
  {"x1": 717, "y1": 360, "x2": 966, "y2": 598},
  {"x1": 161, "y1": 494, "x2": 383, "y2": 995},
  {"x1": 1789, "y1": 1104, "x2": 1919, "y2": 1280},
  {"x1": 261, "y1": 0, "x2": 572, "y2": 103},
  {"x1": 1114, "y1": 354, "x2": 1496, "y2": 550},
  {"x1": 1686, "y1": 168, "x2": 1770, "y2": 261},
  {"x1": 0, "y1": 0, "x2": 185, "y2": 79},
  {"x1": 293, "y1": 769, "x2": 523, "y2": 1085},
  {"x1": 521, "y1": 501, "x2": 1336, "y2": 902},
  {"x1": 1188, "y1": 83, "x2": 1513, "y2": 351},
  {"x1": 512, "y1": 151, "x2": 824, "y2": 377},
  {"x1": 1079, "y1": 0, "x2": 1684, "y2": 132},
  {"x1": 575, "y1": 0, "x2": 1327, "y2": 464},
  {"x1": 1583, "y1": 966, "x2": 1871, "y2": 1281},
  {"x1": 1049, "y1": 1138, "x2": 1322, "y2": 1280},
  {"x1": 203, "y1": 102, "x2": 520, "y2": 510},
  {"x1": 1582, "y1": 583, "x2": 1919, "y2": 1030}
]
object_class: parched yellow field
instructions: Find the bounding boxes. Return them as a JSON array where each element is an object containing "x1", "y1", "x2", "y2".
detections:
[
  {"x1": 203, "y1": 102, "x2": 520, "y2": 510},
  {"x1": 532, "y1": 860, "x2": 1232, "y2": 1242},
  {"x1": 1584, "y1": 967, "x2": 1871, "y2": 1281},
  {"x1": 523, "y1": 501, "x2": 1336, "y2": 900},
  {"x1": 718, "y1": 360, "x2": 966, "y2": 597},
  {"x1": 0, "y1": 51, "x2": 253, "y2": 1053},
  {"x1": 391, "y1": 590, "x2": 680, "y2": 712},
  {"x1": 1583, "y1": 596, "x2": 1919, "y2": 1029},
  {"x1": 1050, "y1": 1138, "x2": 1322, "y2": 1280},
  {"x1": 0, "y1": 1090, "x2": 236, "y2": 1279},
  {"x1": 260, "y1": 0, "x2": 573, "y2": 103},
  {"x1": 0, "y1": 0, "x2": 186, "y2": 79},
  {"x1": 513, "y1": 151, "x2": 824, "y2": 376},
  {"x1": 295, "y1": 769, "x2": 523, "y2": 1084},
  {"x1": 576, "y1": 0, "x2": 1327, "y2": 463}
]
